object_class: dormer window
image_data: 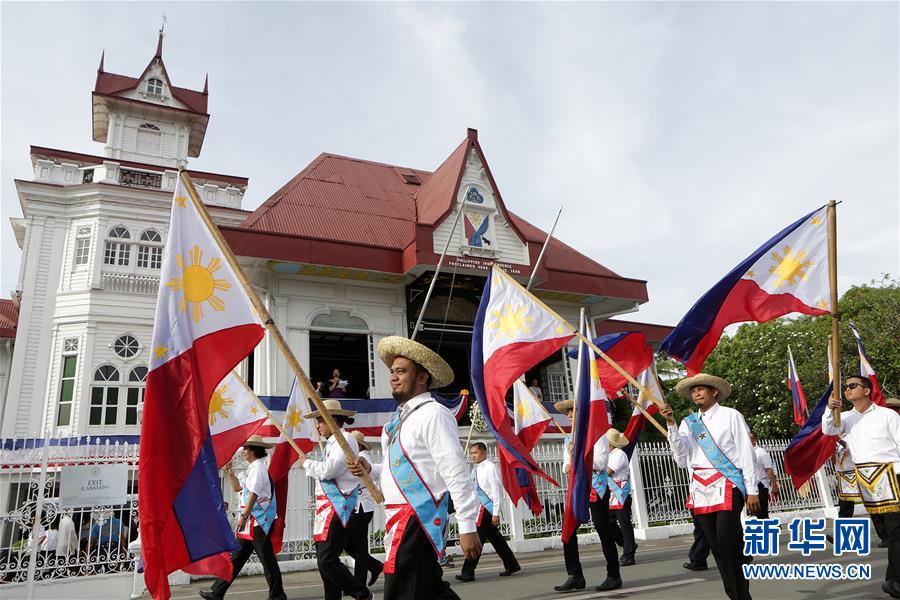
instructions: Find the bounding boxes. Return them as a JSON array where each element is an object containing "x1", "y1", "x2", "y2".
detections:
[{"x1": 147, "y1": 78, "x2": 164, "y2": 96}]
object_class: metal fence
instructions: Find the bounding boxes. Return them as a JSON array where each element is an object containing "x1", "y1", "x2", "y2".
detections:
[{"x1": 0, "y1": 433, "x2": 838, "y2": 589}]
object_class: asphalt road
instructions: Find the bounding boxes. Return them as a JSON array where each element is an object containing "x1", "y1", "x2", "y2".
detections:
[{"x1": 165, "y1": 532, "x2": 890, "y2": 600}]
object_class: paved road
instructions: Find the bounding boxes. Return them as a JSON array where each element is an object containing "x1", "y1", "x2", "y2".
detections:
[{"x1": 166, "y1": 533, "x2": 888, "y2": 600}]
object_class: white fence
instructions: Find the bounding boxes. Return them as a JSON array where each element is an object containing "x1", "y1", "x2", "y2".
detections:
[{"x1": 0, "y1": 434, "x2": 840, "y2": 592}]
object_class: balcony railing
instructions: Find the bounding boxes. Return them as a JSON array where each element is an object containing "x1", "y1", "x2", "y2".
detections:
[
  {"x1": 118, "y1": 168, "x2": 162, "y2": 190},
  {"x1": 100, "y1": 272, "x2": 160, "y2": 295}
]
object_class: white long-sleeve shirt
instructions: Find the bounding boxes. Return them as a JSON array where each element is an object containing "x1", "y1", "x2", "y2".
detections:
[
  {"x1": 240, "y1": 458, "x2": 274, "y2": 503},
  {"x1": 753, "y1": 446, "x2": 775, "y2": 490},
  {"x1": 370, "y1": 392, "x2": 480, "y2": 535},
  {"x1": 472, "y1": 459, "x2": 504, "y2": 516},
  {"x1": 562, "y1": 434, "x2": 609, "y2": 473},
  {"x1": 667, "y1": 403, "x2": 759, "y2": 492},
  {"x1": 822, "y1": 403, "x2": 900, "y2": 470},
  {"x1": 356, "y1": 449, "x2": 376, "y2": 513},
  {"x1": 302, "y1": 428, "x2": 360, "y2": 495},
  {"x1": 607, "y1": 448, "x2": 630, "y2": 482}
]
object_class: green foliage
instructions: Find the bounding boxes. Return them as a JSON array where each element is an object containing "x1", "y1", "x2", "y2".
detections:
[{"x1": 698, "y1": 275, "x2": 900, "y2": 438}]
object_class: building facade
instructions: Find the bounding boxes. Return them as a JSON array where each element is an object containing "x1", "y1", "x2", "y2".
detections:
[{"x1": 2, "y1": 33, "x2": 652, "y2": 439}]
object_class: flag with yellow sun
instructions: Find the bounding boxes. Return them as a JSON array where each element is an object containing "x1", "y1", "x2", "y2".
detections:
[
  {"x1": 140, "y1": 174, "x2": 265, "y2": 600},
  {"x1": 209, "y1": 371, "x2": 268, "y2": 467},
  {"x1": 661, "y1": 204, "x2": 831, "y2": 375}
]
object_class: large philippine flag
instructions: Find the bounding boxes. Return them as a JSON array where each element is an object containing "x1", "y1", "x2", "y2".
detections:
[
  {"x1": 576, "y1": 332, "x2": 653, "y2": 398},
  {"x1": 787, "y1": 346, "x2": 809, "y2": 426},
  {"x1": 140, "y1": 176, "x2": 265, "y2": 599},
  {"x1": 660, "y1": 206, "x2": 831, "y2": 375},
  {"x1": 513, "y1": 379, "x2": 551, "y2": 452},
  {"x1": 209, "y1": 371, "x2": 268, "y2": 467},
  {"x1": 472, "y1": 266, "x2": 570, "y2": 512},
  {"x1": 561, "y1": 315, "x2": 611, "y2": 543},
  {"x1": 783, "y1": 382, "x2": 838, "y2": 489},
  {"x1": 622, "y1": 364, "x2": 664, "y2": 459},
  {"x1": 849, "y1": 322, "x2": 885, "y2": 406}
]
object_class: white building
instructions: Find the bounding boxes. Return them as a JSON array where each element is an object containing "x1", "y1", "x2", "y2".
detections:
[{"x1": 2, "y1": 32, "x2": 655, "y2": 440}]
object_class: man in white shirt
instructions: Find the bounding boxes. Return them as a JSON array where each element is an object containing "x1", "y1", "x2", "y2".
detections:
[
  {"x1": 748, "y1": 431, "x2": 780, "y2": 519},
  {"x1": 661, "y1": 373, "x2": 757, "y2": 600},
  {"x1": 347, "y1": 430, "x2": 383, "y2": 589},
  {"x1": 202, "y1": 435, "x2": 286, "y2": 600},
  {"x1": 456, "y1": 442, "x2": 521, "y2": 582},
  {"x1": 528, "y1": 378, "x2": 544, "y2": 402},
  {"x1": 299, "y1": 400, "x2": 371, "y2": 600},
  {"x1": 348, "y1": 336, "x2": 481, "y2": 600},
  {"x1": 823, "y1": 374, "x2": 900, "y2": 599},
  {"x1": 606, "y1": 429, "x2": 637, "y2": 566}
]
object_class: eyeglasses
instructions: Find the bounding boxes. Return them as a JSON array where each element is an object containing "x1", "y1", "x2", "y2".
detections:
[{"x1": 844, "y1": 383, "x2": 863, "y2": 390}]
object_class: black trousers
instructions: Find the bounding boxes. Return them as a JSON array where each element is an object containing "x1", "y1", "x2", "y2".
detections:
[
  {"x1": 838, "y1": 498, "x2": 856, "y2": 518},
  {"x1": 688, "y1": 512, "x2": 711, "y2": 564},
  {"x1": 383, "y1": 517, "x2": 459, "y2": 600},
  {"x1": 562, "y1": 492, "x2": 621, "y2": 580},
  {"x1": 461, "y1": 513, "x2": 520, "y2": 575},
  {"x1": 695, "y1": 490, "x2": 751, "y2": 600},
  {"x1": 315, "y1": 516, "x2": 366, "y2": 600},
  {"x1": 347, "y1": 509, "x2": 382, "y2": 587},
  {"x1": 753, "y1": 484, "x2": 770, "y2": 519},
  {"x1": 613, "y1": 496, "x2": 637, "y2": 560},
  {"x1": 871, "y1": 511, "x2": 900, "y2": 583},
  {"x1": 210, "y1": 525, "x2": 286, "y2": 600}
]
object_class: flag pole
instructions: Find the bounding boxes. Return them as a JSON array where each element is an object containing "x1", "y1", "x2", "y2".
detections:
[
  {"x1": 178, "y1": 170, "x2": 383, "y2": 503},
  {"x1": 827, "y1": 199, "x2": 841, "y2": 427},
  {"x1": 622, "y1": 391, "x2": 669, "y2": 438},
  {"x1": 463, "y1": 422, "x2": 476, "y2": 455},
  {"x1": 526, "y1": 206, "x2": 563, "y2": 291},
  {"x1": 494, "y1": 267, "x2": 668, "y2": 411}
]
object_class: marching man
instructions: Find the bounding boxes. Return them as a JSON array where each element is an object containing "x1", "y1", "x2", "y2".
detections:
[
  {"x1": 348, "y1": 430, "x2": 384, "y2": 589},
  {"x1": 348, "y1": 336, "x2": 482, "y2": 600},
  {"x1": 606, "y1": 428, "x2": 638, "y2": 566},
  {"x1": 748, "y1": 431, "x2": 780, "y2": 519},
  {"x1": 661, "y1": 373, "x2": 758, "y2": 600},
  {"x1": 456, "y1": 441, "x2": 521, "y2": 582},
  {"x1": 824, "y1": 374, "x2": 900, "y2": 599}
]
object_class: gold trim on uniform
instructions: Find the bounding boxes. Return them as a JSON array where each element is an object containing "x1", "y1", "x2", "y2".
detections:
[
  {"x1": 855, "y1": 462, "x2": 900, "y2": 514},
  {"x1": 836, "y1": 471, "x2": 862, "y2": 502}
]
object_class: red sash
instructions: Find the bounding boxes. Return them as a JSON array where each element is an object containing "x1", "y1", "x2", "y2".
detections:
[{"x1": 383, "y1": 504, "x2": 415, "y2": 575}]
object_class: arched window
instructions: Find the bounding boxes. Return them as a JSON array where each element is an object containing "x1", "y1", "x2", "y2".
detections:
[
  {"x1": 104, "y1": 226, "x2": 131, "y2": 266},
  {"x1": 147, "y1": 79, "x2": 164, "y2": 96},
  {"x1": 91, "y1": 365, "x2": 120, "y2": 426},
  {"x1": 113, "y1": 334, "x2": 140, "y2": 359},
  {"x1": 126, "y1": 366, "x2": 148, "y2": 425},
  {"x1": 137, "y1": 229, "x2": 163, "y2": 269},
  {"x1": 137, "y1": 123, "x2": 162, "y2": 155}
]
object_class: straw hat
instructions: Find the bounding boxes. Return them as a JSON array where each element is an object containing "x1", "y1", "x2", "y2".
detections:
[
  {"x1": 675, "y1": 373, "x2": 732, "y2": 402},
  {"x1": 886, "y1": 398, "x2": 900, "y2": 409},
  {"x1": 553, "y1": 399, "x2": 575, "y2": 413},
  {"x1": 350, "y1": 430, "x2": 372, "y2": 451},
  {"x1": 377, "y1": 336, "x2": 454, "y2": 389},
  {"x1": 304, "y1": 398, "x2": 356, "y2": 419},
  {"x1": 605, "y1": 428, "x2": 629, "y2": 449},
  {"x1": 242, "y1": 434, "x2": 274, "y2": 449}
]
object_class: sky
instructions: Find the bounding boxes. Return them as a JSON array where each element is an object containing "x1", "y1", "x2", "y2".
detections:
[{"x1": 1, "y1": 1, "x2": 897, "y2": 328}]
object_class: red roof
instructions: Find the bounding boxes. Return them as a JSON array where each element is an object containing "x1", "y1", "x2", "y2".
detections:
[
  {"x1": 0, "y1": 300, "x2": 18, "y2": 339},
  {"x1": 235, "y1": 130, "x2": 648, "y2": 302}
]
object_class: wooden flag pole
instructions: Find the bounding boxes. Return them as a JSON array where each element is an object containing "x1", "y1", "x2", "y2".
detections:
[
  {"x1": 463, "y1": 423, "x2": 476, "y2": 455},
  {"x1": 178, "y1": 170, "x2": 383, "y2": 503},
  {"x1": 827, "y1": 200, "x2": 841, "y2": 428},
  {"x1": 492, "y1": 268, "x2": 669, "y2": 411},
  {"x1": 622, "y1": 391, "x2": 669, "y2": 439}
]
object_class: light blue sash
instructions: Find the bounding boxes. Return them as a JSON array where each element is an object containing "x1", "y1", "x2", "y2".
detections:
[
  {"x1": 684, "y1": 413, "x2": 746, "y2": 496},
  {"x1": 591, "y1": 470, "x2": 608, "y2": 498},
  {"x1": 242, "y1": 478, "x2": 277, "y2": 535},
  {"x1": 386, "y1": 401, "x2": 450, "y2": 556},
  {"x1": 609, "y1": 478, "x2": 632, "y2": 506},
  {"x1": 321, "y1": 478, "x2": 359, "y2": 527},
  {"x1": 472, "y1": 470, "x2": 494, "y2": 515}
]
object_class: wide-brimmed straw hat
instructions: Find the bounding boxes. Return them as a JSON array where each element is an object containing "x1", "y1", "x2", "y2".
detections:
[
  {"x1": 377, "y1": 336, "x2": 454, "y2": 389},
  {"x1": 554, "y1": 399, "x2": 575, "y2": 413},
  {"x1": 606, "y1": 428, "x2": 629, "y2": 449},
  {"x1": 243, "y1": 434, "x2": 274, "y2": 449},
  {"x1": 350, "y1": 430, "x2": 372, "y2": 451},
  {"x1": 675, "y1": 373, "x2": 732, "y2": 402},
  {"x1": 304, "y1": 398, "x2": 356, "y2": 419}
]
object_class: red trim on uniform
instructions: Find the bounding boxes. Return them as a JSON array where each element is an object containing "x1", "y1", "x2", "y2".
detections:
[{"x1": 384, "y1": 504, "x2": 415, "y2": 575}]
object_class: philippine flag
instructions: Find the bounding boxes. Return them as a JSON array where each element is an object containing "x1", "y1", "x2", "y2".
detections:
[
  {"x1": 140, "y1": 175, "x2": 265, "y2": 599},
  {"x1": 513, "y1": 379, "x2": 551, "y2": 452},
  {"x1": 787, "y1": 346, "x2": 809, "y2": 426},
  {"x1": 573, "y1": 332, "x2": 653, "y2": 398},
  {"x1": 209, "y1": 371, "x2": 268, "y2": 467},
  {"x1": 561, "y1": 314, "x2": 611, "y2": 543},
  {"x1": 661, "y1": 206, "x2": 831, "y2": 375},
  {"x1": 849, "y1": 322, "x2": 885, "y2": 406},
  {"x1": 783, "y1": 382, "x2": 838, "y2": 489},
  {"x1": 472, "y1": 266, "x2": 570, "y2": 512},
  {"x1": 622, "y1": 364, "x2": 664, "y2": 459}
]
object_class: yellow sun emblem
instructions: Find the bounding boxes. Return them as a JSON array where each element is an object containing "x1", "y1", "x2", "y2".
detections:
[
  {"x1": 209, "y1": 384, "x2": 234, "y2": 426},
  {"x1": 769, "y1": 245, "x2": 814, "y2": 288},
  {"x1": 488, "y1": 303, "x2": 534, "y2": 340},
  {"x1": 284, "y1": 408, "x2": 303, "y2": 430},
  {"x1": 166, "y1": 245, "x2": 232, "y2": 323},
  {"x1": 515, "y1": 401, "x2": 530, "y2": 418}
]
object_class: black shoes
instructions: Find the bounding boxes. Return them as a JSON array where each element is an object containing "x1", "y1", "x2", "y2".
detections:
[
  {"x1": 499, "y1": 565, "x2": 521, "y2": 577},
  {"x1": 683, "y1": 561, "x2": 709, "y2": 571},
  {"x1": 455, "y1": 573, "x2": 475, "y2": 583},
  {"x1": 368, "y1": 562, "x2": 383, "y2": 587},
  {"x1": 199, "y1": 592, "x2": 222, "y2": 600},
  {"x1": 883, "y1": 580, "x2": 900, "y2": 599},
  {"x1": 595, "y1": 577, "x2": 623, "y2": 592},
  {"x1": 554, "y1": 575, "x2": 586, "y2": 592},
  {"x1": 620, "y1": 556, "x2": 636, "y2": 566}
]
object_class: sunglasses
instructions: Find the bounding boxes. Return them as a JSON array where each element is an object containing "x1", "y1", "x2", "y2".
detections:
[{"x1": 843, "y1": 383, "x2": 864, "y2": 390}]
